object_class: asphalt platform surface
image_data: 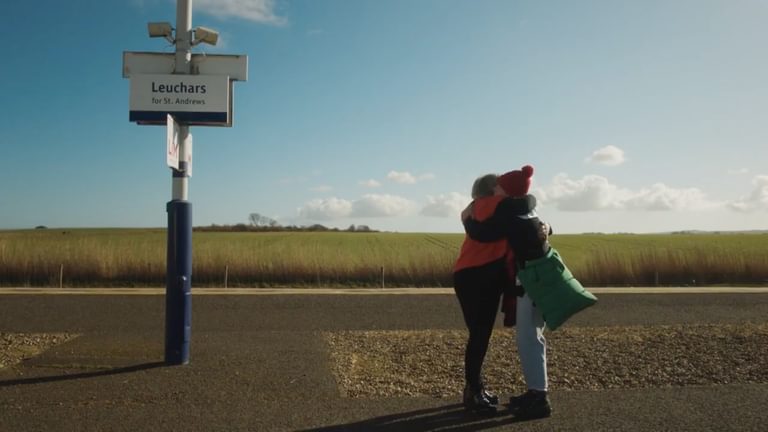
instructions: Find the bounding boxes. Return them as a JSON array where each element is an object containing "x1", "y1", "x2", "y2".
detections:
[{"x1": 1, "y1": 290, "x2": 767, "y2": 431}]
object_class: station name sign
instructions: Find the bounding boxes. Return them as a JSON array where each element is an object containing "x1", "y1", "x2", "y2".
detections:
[{"x1": 129, "y1": 74, "x2": 230, "y2": 126}]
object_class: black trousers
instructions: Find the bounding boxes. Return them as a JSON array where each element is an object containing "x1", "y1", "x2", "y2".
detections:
[{"x1": 453, "y1": 259, "x2": 506, "y2": 391}]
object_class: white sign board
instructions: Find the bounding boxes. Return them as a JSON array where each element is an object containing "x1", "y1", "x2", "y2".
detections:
[
  {"x1": 167, "y1": 114, "x2": 179, "y2": 169},
  {"x1": 130, "y1": 74, "x2": 230, "y2": 125}
]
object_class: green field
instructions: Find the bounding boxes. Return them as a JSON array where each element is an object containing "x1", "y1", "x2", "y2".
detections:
[{"x1": 1, "y1": 228, "x2": 767, "y2": 288}]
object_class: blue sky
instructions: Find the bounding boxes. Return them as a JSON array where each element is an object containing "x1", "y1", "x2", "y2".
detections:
[{"x1": 1, "y1": 0, "x2": 767, "y2": 234}]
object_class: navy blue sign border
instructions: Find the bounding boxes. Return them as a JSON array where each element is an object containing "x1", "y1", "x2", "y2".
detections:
[{"x1": 130, "y1": 110, "x2": 228, "y2": 125}]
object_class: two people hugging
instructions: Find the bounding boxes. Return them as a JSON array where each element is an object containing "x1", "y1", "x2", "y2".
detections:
[{"x1": 452, "y1": 164, "x2": 597, "y2": 419}]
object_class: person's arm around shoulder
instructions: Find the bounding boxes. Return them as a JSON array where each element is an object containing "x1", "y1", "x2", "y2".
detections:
[
  {"x1": 462, "y1": 195, "x2": 537, "y2": 242},
  {"x1": 502, "y1": 194, "x2": 537, "y2": 216}
]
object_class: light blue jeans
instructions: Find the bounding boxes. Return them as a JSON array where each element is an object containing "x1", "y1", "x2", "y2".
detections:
[{"x1": 516, "y1": 292, "x2": 548, "y2": 391}]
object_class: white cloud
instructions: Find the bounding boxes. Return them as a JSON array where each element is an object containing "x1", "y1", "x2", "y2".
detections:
[
  {"x1": 585, "y1": 145, "x2": 626, "y2": 166},
  {"x1": 298, "y1": 198, "x2": 352, "y2": 220},
  {"x1": 351, "y1": 194, "x2": 416, "y2": 217},
  {"x1": 729, "y1": 175, "x2": 768, "y2": 212},
  {"x1": 538, "y1": 174, "x2": 626, "y2": 211},
  {"x1": 623, "y1": 183, "x2": 716, "y2": 211},
  {"x1": 387, "y1": 171, "x2": 417, "y2": 184},
  {"x1": 309, "y1": 185, "x2": 332, "y2": 193},
  {"x1": 538, "y1": 174, "x2": 719, "y2": 212},
  {"x1": 195, "y1": 0, "x2": 286, "y2": 25},
  {"x1": 420, "y1": 192, "x2": 470, "y2": 218},
  {"x1": 359, "y1": 179, "x2": 381, "y2": 188},
  {"x1": 297, "y1": 194, "x2": 415, "y2": 220},
  {"x1": 387, "y1": 170, "x2": 435, "y2": 184}
]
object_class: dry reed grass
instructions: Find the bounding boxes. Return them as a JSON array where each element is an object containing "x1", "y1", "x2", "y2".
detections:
[{"x1": 1, "y1": 229, "x2": 766, "y2": 288}]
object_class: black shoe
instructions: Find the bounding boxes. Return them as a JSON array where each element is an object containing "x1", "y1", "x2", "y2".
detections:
[
  {"x1": 509, "y1": 390, "x2": 552, "y2": 419},
  {"x1": 481, "y1": 388, "x2": 499, "y2": 406},
  {"x1": 463, "y1": 386, "x2": 498, "y2": 415}
]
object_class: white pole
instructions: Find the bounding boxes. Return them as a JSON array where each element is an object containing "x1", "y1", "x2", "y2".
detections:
[{"x1": 173, "y1": 0, "x2": 192, "y2": 199}]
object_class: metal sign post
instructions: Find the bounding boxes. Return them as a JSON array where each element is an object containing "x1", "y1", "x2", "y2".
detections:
[{"x1": 123, "y1": 0, "x2": 247, "y2": 365}]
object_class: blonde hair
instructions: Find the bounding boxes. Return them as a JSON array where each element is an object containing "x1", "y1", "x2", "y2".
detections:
[{"x1": 471, "y1": 174, "x2": 497, "y2": 199}]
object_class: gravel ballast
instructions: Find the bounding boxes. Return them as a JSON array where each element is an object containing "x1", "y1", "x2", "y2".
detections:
[
  {"x1": 3, "y1": 324, "x2": 766, "y2": 400},
  {"x1": 324, "y1": 323, "x2": 768, "y2": 398},
  {"x1": 0, "y1": 332, "x2": 78, "y2": 369}
]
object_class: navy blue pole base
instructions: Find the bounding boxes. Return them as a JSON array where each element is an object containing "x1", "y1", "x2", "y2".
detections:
[{"x1": 165, "y1": 200, "x2": 192, "y2": 365}]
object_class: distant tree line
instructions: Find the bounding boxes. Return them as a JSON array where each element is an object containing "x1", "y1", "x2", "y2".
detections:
[{"x1": 193, "y1": 213, "x2": 377, "y2": 233}]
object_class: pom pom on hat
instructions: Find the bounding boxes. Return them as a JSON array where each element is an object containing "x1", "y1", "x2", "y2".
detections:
[{"x1": 498, "y1": 165, "x2": 534, "y2": 197}]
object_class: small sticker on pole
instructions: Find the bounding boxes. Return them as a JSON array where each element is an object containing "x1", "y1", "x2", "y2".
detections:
[
  {"x1": 167, "y1": 114, "x2": 179, "y2": 169},
  {"x1": 186, "y1": 134, "x2": 193, "y2": 177}
]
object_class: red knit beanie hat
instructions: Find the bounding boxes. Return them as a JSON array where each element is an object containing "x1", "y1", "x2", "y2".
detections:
[{"x1": 497, "y1": 165, "x2": 534, "y2": 197}]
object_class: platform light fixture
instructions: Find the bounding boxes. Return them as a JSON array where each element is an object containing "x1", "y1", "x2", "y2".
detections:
[
  {"x1": 148, "y1": 22, "x2": 174, "y2": 44},
  {"x1": 192, "y1": 26, "x2": 219, "y2": 46}
]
